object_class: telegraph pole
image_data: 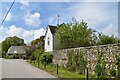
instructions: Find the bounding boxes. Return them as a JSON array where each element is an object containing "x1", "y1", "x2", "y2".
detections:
[{"x1": 57, "y1": 15, "x2": 60, "y2": 26}]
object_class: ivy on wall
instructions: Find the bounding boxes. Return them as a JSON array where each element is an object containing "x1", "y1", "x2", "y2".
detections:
[
  {"x1": 67, "y1": 49, "x2": 87, "y2": 74},
  {"x1": 53, "y1": 44, "x2": 119, "y2": 78},
  {"x1": 95, "y1": 49, "x2": 106, "y2": 78},
  {"x1": 115, "y1": 53, "x2": 120, "y2": 78}
]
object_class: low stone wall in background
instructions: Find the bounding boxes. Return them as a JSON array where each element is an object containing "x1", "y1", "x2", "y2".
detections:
[{"x1": 52, "y1": 43, "x2": 120, "y2": 74}]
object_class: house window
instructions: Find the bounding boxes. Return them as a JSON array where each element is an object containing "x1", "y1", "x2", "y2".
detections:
[{"x1": 48, "y1": 37, "x2": 50, "y2": 45}]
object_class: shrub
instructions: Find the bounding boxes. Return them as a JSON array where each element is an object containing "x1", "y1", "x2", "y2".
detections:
[
  {"x1": 95, "y1": 50, "x2": 106, "y2": 78},
  {"x1": 5, "y1": 55, "x2": 13, "y2": 59},
  {"x1": 29, "y1": 48, "x2": 44, "y2": 64},
  {"x1": 115, "y1": 55, "x2": 120, "y2": 78},
  {"x1": 29, "y1": 53, "x2": 36, "y2": 61},
  {"x1": 41, "y1": 52, "x2": 53, "y2": 65},
  {"x1": 67, "y1": 65, "x2": 76, "y2": 71},
  {"x1": 110, "y1": 70, "x2": 116, "y2": 77},
  {"x1": 34, "y1": 48, "x2": 44, "y2": 61}
]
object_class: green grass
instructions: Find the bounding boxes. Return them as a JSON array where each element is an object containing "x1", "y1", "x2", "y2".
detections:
[{"x1": 27, "y1": 60, "x2": 85, "y2": 78}]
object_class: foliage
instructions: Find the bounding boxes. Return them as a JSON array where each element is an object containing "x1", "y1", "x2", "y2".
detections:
[
  {"x1": 33, "y1": 48, "x2": 44, "y2": 66},
  {"x1": 10, "y1": 54, "x2": 23, "y2": 59},
  {"x1": 28, "y1": 36, "x2": 45, "y2": 60},
  {"x1": 30, "y1": 36, "x2": 44, "y2": 49},
  {"x1": 28, "y1": 61, "x2": 85, "y2": 78},
  {"x1": 55, "y1": 19, "x2": 97, "y2": 49},
  {"x1": 24, "y1": 46, "x2": 33, "y2": 59},
  {"x1": 115, "y1": 54, "x2": 120, "y2": 78},
  {"x1": 55, "y1": 18, "x2": 119, "y2": 49},
  {"x1": 97, "y1": 34, "x2": 118, "y2": 45},
  {"x1": 110, "y1": 69, "x2": 116, "y2": 77},
  {"x1": 67, "y1": 65, "x2": 76, "y2": 71},
  {"x1": 1, "y1": 36, "x2": 26, "y2": 58},
  {"x1": 67, "y1": 49, "x2": 87, "y2": 74},
  {"x1": 95, "y1": 50, "x2": 106, "y2": 78},
  {"x1": 77, "y1": 50, "x2": 87, "y2": 74},
  {"x1": 29, "y1": 52, "x2": 36, "y2": 61},
  {"x1": 41, "y1": 52, "x2": 53, "y2": 65},
  {"x1": 5, "y1": 55, "x2": 13, "y2": 59},
  {"x1": 0, "y1": 43, "x2": 2, "y2": 58},
  {"x1": 6, "y1": 54, "x2": 23, "y2": 59}
]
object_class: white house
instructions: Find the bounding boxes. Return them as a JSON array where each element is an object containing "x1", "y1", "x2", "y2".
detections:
[{"x1": 44, "y1": 25, "x2": 59, "y2": 52}]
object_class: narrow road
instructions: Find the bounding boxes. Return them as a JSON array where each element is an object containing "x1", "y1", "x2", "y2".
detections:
[
  {"x1": 2, "y1": 59, "x2": 55, "y2": 78},
  {"x1": 0, "y1": 58, "x2": 3, "y2": 79}
]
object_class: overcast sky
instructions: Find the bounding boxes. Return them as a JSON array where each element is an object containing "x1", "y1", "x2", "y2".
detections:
[{"x1": 0, "y1": 0, "x2": 119, "y2": 44}]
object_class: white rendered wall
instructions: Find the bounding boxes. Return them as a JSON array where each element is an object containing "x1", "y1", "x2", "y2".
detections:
[{"x1": 44, "y1": 27, "x2": 53, "y2": 52}]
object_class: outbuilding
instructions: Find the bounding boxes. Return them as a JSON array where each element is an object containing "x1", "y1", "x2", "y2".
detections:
[{"x1": 7, "y1": 46, "x2": 26, "y2": 59}]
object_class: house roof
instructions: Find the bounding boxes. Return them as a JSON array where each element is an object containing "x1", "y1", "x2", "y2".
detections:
[
  {"x1": 44, "y1": 25, "x2": 57, "y2": 39},
  {"x1": 48, "y1": 25, "x2": 57, "y2": 34},
  {"x1": 7, "y1": 46, "x2": 26, "y2": 54}
]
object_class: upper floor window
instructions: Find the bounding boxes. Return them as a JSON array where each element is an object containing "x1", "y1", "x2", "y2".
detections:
[{"x1": 48, "y1": 37, "x2": 50, "y2": 45}]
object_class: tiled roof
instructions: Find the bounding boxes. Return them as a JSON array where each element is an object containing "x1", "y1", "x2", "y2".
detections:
[
  {"x1": 48, "y1": 25, "x2": 57, "y2": 34},
  {"x1": 7, "y1": 46, "x2": 26, "y2": 54}
]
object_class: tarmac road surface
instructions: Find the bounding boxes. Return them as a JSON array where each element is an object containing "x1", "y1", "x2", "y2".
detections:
[
  {"x1": 0, "y1": 58, "x2": 3, "y2": 79},
  {"x1": 2, "y1": 59, "x2": 55, "y2": 78}
]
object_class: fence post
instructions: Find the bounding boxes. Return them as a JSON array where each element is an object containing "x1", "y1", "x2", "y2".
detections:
[
  {"x1": 86, "y1": 67, "x2": 89, "y2": 80},
  {"x1": 56, "y1": 63, "x2": 58, "y2": 74}
]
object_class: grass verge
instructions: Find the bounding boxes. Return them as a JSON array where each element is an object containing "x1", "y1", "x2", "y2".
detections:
[{"x1": 27, "y1": 60, "x2": 85, "y2": 78}]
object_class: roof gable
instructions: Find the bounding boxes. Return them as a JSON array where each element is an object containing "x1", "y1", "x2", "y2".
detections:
[
  {"x1": 7, "y1": 46, "x2": 26, "y2": 54},
  {"x1": 48, "y1": 25, "x2": 57, "y2": 34},
  {"x1": 44, "y1": 25, "x2": 57, "y2": 39}
]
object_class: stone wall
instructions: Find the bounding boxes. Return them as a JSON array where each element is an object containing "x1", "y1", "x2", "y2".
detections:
[{"x1": 52, "y1": 44, "x2": 120, "y2": 74}]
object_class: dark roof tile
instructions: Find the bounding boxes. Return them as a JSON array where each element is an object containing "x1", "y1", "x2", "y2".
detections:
[
  {"x1": 7, "y1": 46, "x2": 26, "y2": 54},
  {"x1": 48, "y1": 25, "x2": 57, "y2": 34}
]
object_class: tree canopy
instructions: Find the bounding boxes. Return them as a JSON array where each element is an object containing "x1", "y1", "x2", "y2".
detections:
[
  {"x1": 97, "y1": 34, "x2": 118, "y2": 45},
  {"x1": 30, "y1": 36, "x2": 44, "y2": 49},
  {"x1": 1, "y1": 36, "x2": 26, "y2": 57},
  {"x1": 55, "y1": 19, "x2": 97, "y2": 49},
  {"x1": 55, "y1": 19, "x2": 119, "y2": 49}
]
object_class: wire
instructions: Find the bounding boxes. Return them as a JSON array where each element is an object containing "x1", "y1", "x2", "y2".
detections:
[{"x1": 0, "y1": 0, "x2": 15, "y2": 26}]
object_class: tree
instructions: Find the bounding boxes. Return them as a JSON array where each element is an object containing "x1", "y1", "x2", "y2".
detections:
[
  {"x1": 55, "y1": 19, "x2": 97, "y2": 49},
  {"x1": 30, "y1": 36, "x2": 45, "y2": 49},
  {"x1": 97, "y1": 34, "x2": 118, "y2": 45},
  {"x1": 29, "y1": 36, "x2": 45, "y2": 64},
  {"x1": 33, "y1": 48, "x2": 44, "y2": 66},
  {"x1": 1, "y1": 36, "x2": 26, "y2": 58},
  {"x1": 72, "y1": 20, "x2": 96, "y2": 47},
  {"x1": 55, "y1": 23, "x2": 72, "y2": 49}
]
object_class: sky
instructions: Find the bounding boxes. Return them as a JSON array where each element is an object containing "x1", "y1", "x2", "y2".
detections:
[{"x1": 0, "y1": 0, "x2": 119, "y2": 44}]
